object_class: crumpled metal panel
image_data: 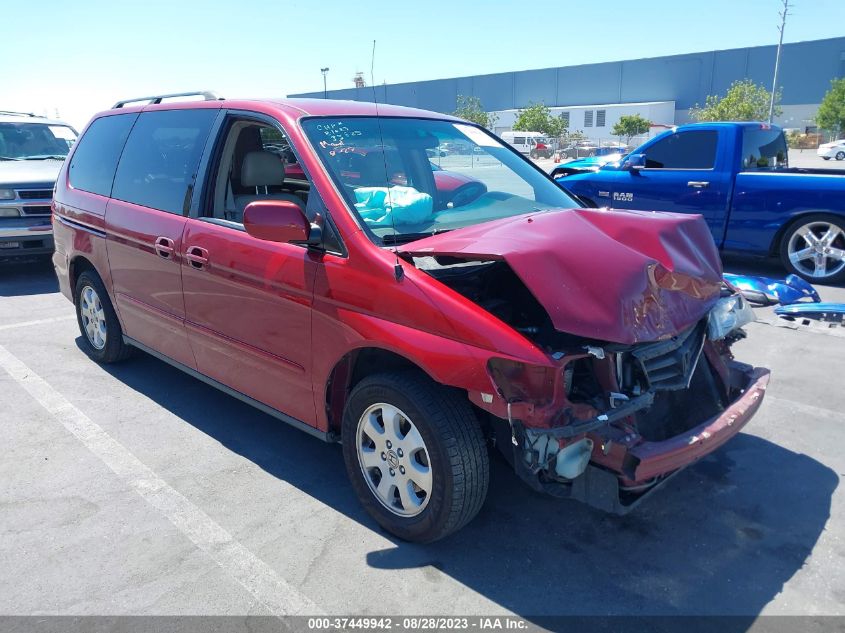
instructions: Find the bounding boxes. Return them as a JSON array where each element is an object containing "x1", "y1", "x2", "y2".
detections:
[{"x1": 401, "y1": 208, "x2": 723, "y2": 344}]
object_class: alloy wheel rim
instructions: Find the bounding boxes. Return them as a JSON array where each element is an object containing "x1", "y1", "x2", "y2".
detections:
[
  {"x1": 80, "y1": 285, "x2": 107, "y2": 350},
  {"x1": 787, "y1": 221, "x2": 845, "y2": 279},
  {"x1": 356, "y1": 402, "x2": 433, "y2": 517}
]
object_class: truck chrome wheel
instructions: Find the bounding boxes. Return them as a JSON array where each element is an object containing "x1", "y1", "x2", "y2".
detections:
[
  {"x1": 787, "y1": 220, "x2": 845, "y2": 279},
  {"x1": 79, "y1": 285, "x2": 107, "y2": 350},
  {"x1": 356, "y1": 402, "x2": 433, "y2": 517}
]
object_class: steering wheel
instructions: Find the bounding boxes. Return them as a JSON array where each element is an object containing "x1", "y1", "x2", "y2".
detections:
[{"x1": 443, "y1": 182, "x2": 487, "y2": 209}]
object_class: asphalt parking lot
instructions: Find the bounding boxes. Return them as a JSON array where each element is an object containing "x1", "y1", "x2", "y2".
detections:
[{"x1": 1, "y1": 256, "x2": 844, "y2": 622}]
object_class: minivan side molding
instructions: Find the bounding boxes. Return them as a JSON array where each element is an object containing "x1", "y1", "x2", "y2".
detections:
[
  {"x1": 123, "y1": 335, "x2": 335, "y2": 443},
  {"x1": 54, "y1": 214, "x2": 108, "y2": 239}
]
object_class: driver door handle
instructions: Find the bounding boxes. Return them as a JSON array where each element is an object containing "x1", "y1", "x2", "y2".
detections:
[
  {"x1": 185, "y1": 245, "x2": 209, "y2": 269},
  {"x1": 687, "y1": 181, "x2": 710, "y2": 188},
  {"x1": 154, "y1": 236, "x2": 175, "y2": 259}
]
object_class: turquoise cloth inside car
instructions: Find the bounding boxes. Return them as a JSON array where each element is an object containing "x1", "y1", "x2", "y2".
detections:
[{"x1": 354, "y1": 186, "x2": 434, "y2": 226}]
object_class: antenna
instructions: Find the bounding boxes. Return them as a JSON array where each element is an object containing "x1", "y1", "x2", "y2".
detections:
[{"x1": 370, "y1": 39, "x2": 404, "y2": 282}]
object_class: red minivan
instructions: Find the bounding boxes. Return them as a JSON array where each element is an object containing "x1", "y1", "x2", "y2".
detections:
[{"x1": 53, "y1": 93, "x2": 770, "y2": 542}]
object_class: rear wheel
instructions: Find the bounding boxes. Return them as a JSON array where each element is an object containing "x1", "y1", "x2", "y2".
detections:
[
  {"x1": 836, "y1": 151, "x2": 845, "y2": 161},
  {"x1": 779, "y1": 214, "x2": 845, "y2": 284},
  {"x1": 341, "y1": 372, "x2": 489, "y2": 542},
  {"x1": 74, "y1": 270, "x2": 133, "y2": 363}
]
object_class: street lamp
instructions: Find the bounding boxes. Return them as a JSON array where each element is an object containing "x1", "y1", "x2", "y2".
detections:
[
  {"x1": 321, "y1": 67, "x2": 330, "y2": 99},
  {"x1": 769, "y1": 0, "x2": 789, "y2": 124}
]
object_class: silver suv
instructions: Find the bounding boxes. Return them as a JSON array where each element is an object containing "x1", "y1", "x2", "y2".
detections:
[{"x1": 0, "y1": 111, "x2": 78, "y2": 259}]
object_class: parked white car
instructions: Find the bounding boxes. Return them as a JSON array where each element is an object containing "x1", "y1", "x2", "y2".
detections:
[{"x1": 817, "y1": 139, "x2": 845, "y2": 161}]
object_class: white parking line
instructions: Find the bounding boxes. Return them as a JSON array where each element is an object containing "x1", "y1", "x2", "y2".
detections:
[
  {"x1": 0, "y1": 342, "x2": 321, "y2": 617},
  {"x1": 0, "y1": 315, "x2": 75, "y2": 331}
]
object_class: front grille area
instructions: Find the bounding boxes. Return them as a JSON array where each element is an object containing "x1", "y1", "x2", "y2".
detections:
[
  {"x1": 17, "y1": 189, "x2": 53, "y2": 200},
  {"x1": 20, "y1": 205, "x2": 52, "y2": 216},
  {"x1": 630, "y1": 322, "x2": 707, "y2": 391}
]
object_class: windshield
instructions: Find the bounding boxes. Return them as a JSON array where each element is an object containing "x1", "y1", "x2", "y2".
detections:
[
  {"x1": 302, "y1": 117, "x2": 580, "y2": 244},
  {"x1": 0, "y1": 122, "x2": 78, "y2": 160}
]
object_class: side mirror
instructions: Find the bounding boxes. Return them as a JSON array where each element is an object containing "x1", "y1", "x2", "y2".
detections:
[
  {"x1": 622, "y1": 153, "x2": 646, "y2": 171},
  {"x1": 243, "y1": 200, "x2": 310, "y2": 243}
]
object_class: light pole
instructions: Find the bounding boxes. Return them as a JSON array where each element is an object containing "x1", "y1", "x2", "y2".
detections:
[
  {"x1": 769, "y1": 0, "x2": 789, "y2": 124},
  {"x1": 321, "y1": 67, "x2": 330, "y2": 99}
]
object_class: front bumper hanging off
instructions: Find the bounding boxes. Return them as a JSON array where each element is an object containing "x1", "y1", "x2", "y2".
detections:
[{"x1": 511, "y1": 363, "x2": 771, "y2": 514}]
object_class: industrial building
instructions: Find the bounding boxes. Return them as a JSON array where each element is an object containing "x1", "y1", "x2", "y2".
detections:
[{"x1": 290, "y1": 36, "x2": 845, "y2": 141}]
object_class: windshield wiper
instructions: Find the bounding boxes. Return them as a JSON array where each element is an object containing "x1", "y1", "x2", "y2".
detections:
[
  {"x1": 0, "y1": 156, "x2": 22, "y2": 161},
  {"x1": 22, "y1": 155, "x2": 66, "y2": 161}
]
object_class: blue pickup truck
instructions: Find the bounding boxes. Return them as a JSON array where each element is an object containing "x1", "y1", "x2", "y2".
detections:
[{"x1": 555, "y1": 122, "x2": 845, "y2": 284}]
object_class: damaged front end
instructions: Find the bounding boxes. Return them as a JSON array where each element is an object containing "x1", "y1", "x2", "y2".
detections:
[
  {"x1": 402, "y1": 209, "x2": 771, "y2": 513},
  {"x1": 485, "y1": 316, "x2": 769, "y2": 513}
]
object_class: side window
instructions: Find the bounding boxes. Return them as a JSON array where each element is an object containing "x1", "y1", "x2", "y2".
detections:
[
  {"x1": 513, "y1": 136, "x2": 526, "y2": 145},
  {"x1": 644, "y1": 130, "x2": 718, "y2": 169},
  {"x1": 741, "y1": 127, "x2": 788, "y2": 171},
  {"x1": 259, "y1": 127, "x2": 300, "y2": 173},
  {"x1": 204, "y1": 117, "x2": 344, "y2": 253},
  {"x1": 68, "y1": 114, "x2": 137, "y2": 196},
  {"x1": 112, "y1": 109, "x2": 217, "y2": 214}
]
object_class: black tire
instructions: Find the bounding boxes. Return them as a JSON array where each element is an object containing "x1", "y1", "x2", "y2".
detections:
[
  {"x1": 341, "y1": 371, "x2": 489, "y2": 543},
  {"x1": 836, "y1": 151, "x2": 845, "y2": 161},
  {"x1": 823, "y1": 156, "x2": 831, "y2": 160},
  {"x1": 74, "y1": 270, "x2": 133, "y2": 363},
  {"x1": 778, "y1": 213, "x2": 845, "y2": 285}
]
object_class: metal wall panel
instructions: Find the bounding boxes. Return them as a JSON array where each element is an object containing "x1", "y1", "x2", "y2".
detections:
[
  {"x1": 556, "y1": 62, "x2": 622, "y2": 106},
  {"x1": 514, "y1": 68, "x2": 557, "y2": 107},
  {"x1": 290, "y1": 37, "x2": 845, "y2": 114}
]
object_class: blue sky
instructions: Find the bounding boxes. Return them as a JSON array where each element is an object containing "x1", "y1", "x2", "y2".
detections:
[{"x1": 2, "y1": 0, "x2": 844, "y2": 128}]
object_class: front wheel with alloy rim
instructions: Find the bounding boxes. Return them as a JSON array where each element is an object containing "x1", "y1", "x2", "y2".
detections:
[
  {"x1": 342, "y1": 372, "x2": 489, "y2": 543},
  {"x1": 74, "y1": 270, "x2": 133, "y2": 363},
  {"x1": 780, "y1": 215, "x2": 845, "y2": 284}
]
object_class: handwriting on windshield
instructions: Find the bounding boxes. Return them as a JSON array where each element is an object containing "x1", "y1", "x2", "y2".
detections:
[{"x1": 315, "y1": 122, "x2": 363, "y2": 156}]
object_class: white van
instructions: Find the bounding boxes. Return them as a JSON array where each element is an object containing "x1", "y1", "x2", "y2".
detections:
[{"x1": 500, "y1": 130, "x2": 553, "y2": 158}]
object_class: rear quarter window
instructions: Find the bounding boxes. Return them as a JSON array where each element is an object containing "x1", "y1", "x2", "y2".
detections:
[
  {"x1": 741, "y1": 127, "x2": 788, "y2": 170},
  {"x1": 111, "y1": 109, "x2": 217, "y2": 214},
  {"x1": 68, "y1": 114, "x2": 137, "y2": 196}
]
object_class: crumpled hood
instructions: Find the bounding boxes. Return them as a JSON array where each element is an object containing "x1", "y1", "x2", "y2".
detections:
[
  {"x1": 400, "y1": 208, "x2": 723, "y2": 345},
  {"x1": 0, "y1": 159, "x2": 63, "y2": 188}
]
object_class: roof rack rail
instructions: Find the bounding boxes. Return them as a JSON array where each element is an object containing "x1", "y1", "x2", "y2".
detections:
[
  {"x1": 112, "y1": 91, "x2": 223, "y2": 109},
  {"x1": 0, "y1": 110, "x2": 42, "y2": 118}
]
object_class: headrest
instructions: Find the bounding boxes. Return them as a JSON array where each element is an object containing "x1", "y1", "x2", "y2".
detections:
[{"x1": 241, "y1": 151, "x2": 285, "y2": 187}]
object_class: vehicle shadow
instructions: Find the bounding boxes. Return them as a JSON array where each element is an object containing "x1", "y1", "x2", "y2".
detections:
[
  {"x1": 0, "y1": 258, "x2": 58, "y2": 296},
  {"x1": 93, "y1": 344, "x2": 837, "y2": 621}
]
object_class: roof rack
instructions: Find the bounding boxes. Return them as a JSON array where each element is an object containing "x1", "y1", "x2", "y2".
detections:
[
  {"x1": 0, "y1": 110, "x2": 43, "y2": 118},
  {"x1": 112, "y1": 91, "x2": 223, "y2": 109}
]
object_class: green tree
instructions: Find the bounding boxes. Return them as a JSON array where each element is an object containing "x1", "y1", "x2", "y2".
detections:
[
  {"x1": 815, "y1": 78, "x2": 845, "y2": 138},
  {"x1": 453, "y1": 95, "x2": 495, "y2": 129},
  {"x1": 689, "y1": 79, "x2": 781, "y2": 122},
  {"x1": 611, "y1": 114, "x2": 652, "y2": 143},
  {"x1": 785, "y1": 129, "x2": 803, "y2": 148},
  {"x1": 513, "y1": 102, "x2": 568, "y2": 137}
]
